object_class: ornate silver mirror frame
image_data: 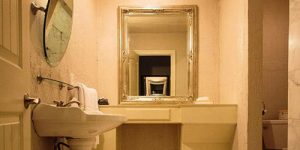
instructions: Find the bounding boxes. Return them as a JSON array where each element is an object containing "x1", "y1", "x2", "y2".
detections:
[{"x1": 118, "y1": 5, "x2": 198, "y2": 104}]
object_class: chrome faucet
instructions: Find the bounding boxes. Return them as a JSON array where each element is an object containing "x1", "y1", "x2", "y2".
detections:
[{"x1": 53, "y1": 100, "x2": 81, "y2": 107}]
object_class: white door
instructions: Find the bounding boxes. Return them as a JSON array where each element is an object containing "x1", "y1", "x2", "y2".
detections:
[{"x1": 0, "y1": 0, "x2": 31, "y2": 149}]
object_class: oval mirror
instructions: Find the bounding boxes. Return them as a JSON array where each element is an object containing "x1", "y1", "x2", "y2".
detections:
[{"x1": 43, "y1": 0, "x2": 73, "y2": 66}]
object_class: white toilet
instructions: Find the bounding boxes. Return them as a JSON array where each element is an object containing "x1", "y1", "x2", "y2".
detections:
[{"x1": 263, "y1": 120, "x2": 288, "y2": 150}]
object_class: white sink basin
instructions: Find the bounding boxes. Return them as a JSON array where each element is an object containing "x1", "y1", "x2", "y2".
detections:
[{"x1": 32, "y1": 103, "x2": 127, "y2": 138}]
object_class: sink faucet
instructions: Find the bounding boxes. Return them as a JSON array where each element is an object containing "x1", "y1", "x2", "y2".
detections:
[{"x1": 53, "y1": 100, "x2": 81, "y2": 107}]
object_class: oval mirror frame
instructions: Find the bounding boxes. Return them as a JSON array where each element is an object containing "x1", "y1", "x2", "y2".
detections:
[
  {"x1": 118, "y1": 5, "x2": 198, "y2": 104},
  {"x1": 43, "y1": 0, "x2": 73, "y2": 66}
]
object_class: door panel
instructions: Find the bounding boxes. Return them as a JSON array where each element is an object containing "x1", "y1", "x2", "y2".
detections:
[
  {"x1": 0, "y1": 0, "x2": 22, "y2": 65},
  {"x1": 0, "y1": 115, "x2": 21, "y2": 150},
  {"x1": 0, "y1": 0, "x2": 30, "y2": 149},
  {"x1": 0, "y1": 0, "x2": 26, "y2": 111}
]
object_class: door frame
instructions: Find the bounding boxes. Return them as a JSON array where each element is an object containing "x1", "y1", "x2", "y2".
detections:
[{"x1": 133, "y1": 50, "x2": 176, "y2": 96}]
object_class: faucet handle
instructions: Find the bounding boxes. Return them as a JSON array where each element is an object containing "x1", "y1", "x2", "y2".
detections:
[{"x1": 53, "y1": 100, "x2": 64, "y2": 107}]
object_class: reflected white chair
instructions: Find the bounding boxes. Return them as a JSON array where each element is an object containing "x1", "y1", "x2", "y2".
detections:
[{"x1": 145, "y1": 77, "x2": 167, "y2": 96}]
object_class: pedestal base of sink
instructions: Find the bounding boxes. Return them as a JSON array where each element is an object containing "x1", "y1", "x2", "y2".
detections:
[{"x1": 68, "y1": 138, "x2": 95, "y2": 150}]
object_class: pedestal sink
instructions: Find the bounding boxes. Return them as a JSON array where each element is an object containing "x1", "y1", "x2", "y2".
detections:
[{"x1": 32, "y1": 103, "x2": 127, "y2": 150}]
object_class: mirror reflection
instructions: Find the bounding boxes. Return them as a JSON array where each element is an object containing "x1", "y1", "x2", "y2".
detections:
[
  {"x1": 119, "y1": 6, "x2": 198, "y2": 103},
  {"x1": 127, "y1": 14, "x2": 188, "y2": 96},
  {"x1": 44, "y1": 0, "x2": 73, "y2": 66}
]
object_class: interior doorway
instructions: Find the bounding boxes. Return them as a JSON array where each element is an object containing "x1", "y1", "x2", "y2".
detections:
[{"x1": 262, "y1": 0, "x2": 289, "y2": 149}]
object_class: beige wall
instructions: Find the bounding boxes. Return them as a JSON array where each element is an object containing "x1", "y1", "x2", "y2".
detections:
[
  {"x1": 29, "y1": 0, "x2": 99, "y2": 149},
  {"x1": 129, "y1": 33, "x2": 188, "y2": 96},
  {"x1": 97, "y1": 0, "x2": 220, "y2": 104},
  {"x1": 289, "y1": 0, "x2": 300, "y2": 149},
  {"x1": 263, "y1": 0, "x2": 288, "y2": 120},
  {"x1": 219, "y1": 0, "x2": 249, "y2": 149},
  {"x1": 219, "y1": 0, "x2": 247, "y2": 105},
  {"x1": 219, "y1": 0, "x2": 263, "y2": 149}
]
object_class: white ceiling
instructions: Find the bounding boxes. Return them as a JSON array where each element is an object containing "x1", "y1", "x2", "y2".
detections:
[{"x1": 127, "y1": 14, "x2": 188, "y2": 33}]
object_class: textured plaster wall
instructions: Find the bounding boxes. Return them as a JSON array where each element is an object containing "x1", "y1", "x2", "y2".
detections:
[
  {"x1": 219, "y1": 0, "x2": 247, "y2": 105},
  {"x1": 219, "y1": 0, "x2": 263, "y2": 149},
  {"x1": 129, "y1": 33, "x2": 188, "y2": 96},
  {"x1": 219, "y1": 0, "x2": 249, "y2": 149},
  {"x1": 29, "y1": 0, "x2": 99, "y2": 149},
  {"x1": 288, "y1": 0, "x2": 300, "y2": 149},
  {"x1": 97, "y1": 0, "x2": 220, "y2": 105},
  {"x1": 263, "y1": 0, "x2": 288, "y2": 120}
]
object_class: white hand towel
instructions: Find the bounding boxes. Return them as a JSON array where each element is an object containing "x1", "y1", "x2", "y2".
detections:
[
  {"x1": 83, "y1": 87, "x2": 102, "y2": 114},
  {"x1": 77, "y1": 83, "x2": 86, "y2": 110},
  {"x1": 78, "y1": 83, "x2": 103, "y2": 114},
  {"x1": 77, "y1": 83, "x2": 103, "y2": 148}
]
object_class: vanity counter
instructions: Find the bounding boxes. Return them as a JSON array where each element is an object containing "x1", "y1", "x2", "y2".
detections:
[
  {"x1": 98, "y1": 104, "x2": 237, "y2": 150},
  {"x1": 99, "y1": 103, "x2": 237, "y2": 108},
  {"x1": 99, "y1": 104, "x2": 237, "y2": 124}
]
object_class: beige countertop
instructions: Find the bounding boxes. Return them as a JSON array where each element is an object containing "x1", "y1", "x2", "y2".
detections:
[{"x1": 99, "y1": 104, "x2": 237, "y2": 108}]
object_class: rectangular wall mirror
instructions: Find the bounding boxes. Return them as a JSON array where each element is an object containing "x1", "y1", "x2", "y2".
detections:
[{"x1": 119, "y1": 6, "x2": 198, "y2": 104}]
